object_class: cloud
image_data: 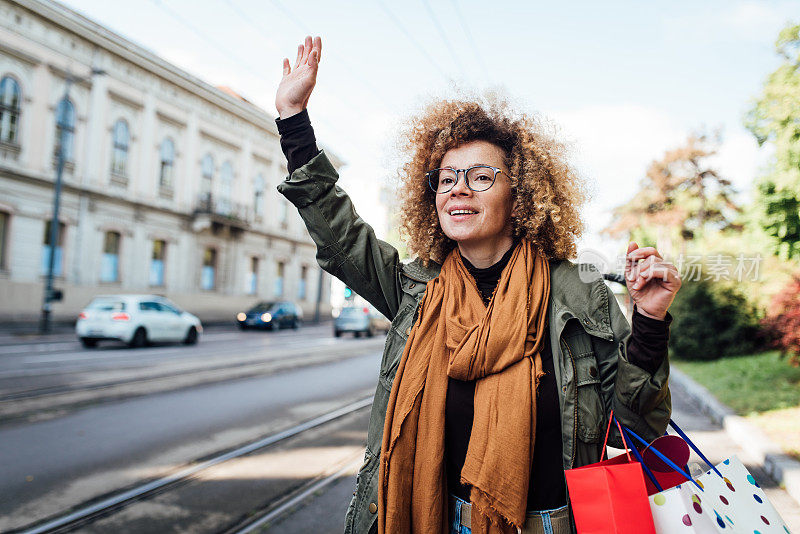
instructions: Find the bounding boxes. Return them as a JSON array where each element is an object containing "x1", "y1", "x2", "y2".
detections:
[{"x1": 723, "y1": 1, "x2": 797, "y2": 41}]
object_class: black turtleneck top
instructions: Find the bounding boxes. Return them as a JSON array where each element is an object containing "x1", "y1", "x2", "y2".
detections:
[{"x1": 276, "y1": 109, "x2": 673, "y2": 512}]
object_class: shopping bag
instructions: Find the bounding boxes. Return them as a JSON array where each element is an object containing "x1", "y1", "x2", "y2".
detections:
[
  {"x1": 565, "y1": 412, "x2": 656, "y2": 533},
  {"x1": 693, "y1": 455, "x2": 791, "y2": 533},
  {"x1": 624, "y1": 422, "x2": 792, "y2": 533},
  {"x1": 649, "y1": 483, "x2": 722, "y2": 533}
]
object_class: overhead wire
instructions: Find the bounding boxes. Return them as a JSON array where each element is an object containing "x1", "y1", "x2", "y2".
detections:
[
  {"x1": 420, "y1": 0, "x2": 468, "y2": 80},
  {"x1": 148, "y1": 0, "x2": 352, "y2": 141},
  {"x1": 448, "y1": 0, "x2": 491, "y2": 77},
  {"x1": 263, "y1": 0, "x2": 396, "y2": 112},
  {"x1": 375, "y1": 0, "x2": 450, "y2": 79}
]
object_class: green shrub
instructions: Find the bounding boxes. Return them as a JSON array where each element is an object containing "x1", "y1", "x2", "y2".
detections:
[{"x1": 668, "y1": 278, "x2": 764, "y2": 360}]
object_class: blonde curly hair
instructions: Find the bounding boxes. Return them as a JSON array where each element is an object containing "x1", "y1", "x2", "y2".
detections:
[{"x1": 396, "y1": 93, "x2": 588, "y2": 265}]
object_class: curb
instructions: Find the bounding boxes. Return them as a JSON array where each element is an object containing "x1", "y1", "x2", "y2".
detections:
[{"x1": 670, "y1": 366, "x2": 800, "y2": 507}]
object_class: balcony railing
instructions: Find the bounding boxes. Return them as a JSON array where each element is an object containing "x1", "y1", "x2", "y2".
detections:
[{"x1": 193, "y1": 193, "x2": 251, "y2": 233}]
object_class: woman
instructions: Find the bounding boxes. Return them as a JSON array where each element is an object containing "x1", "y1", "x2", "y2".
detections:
[{"x1": 274, "y1": 36, "x2": 680, "y2": 534}]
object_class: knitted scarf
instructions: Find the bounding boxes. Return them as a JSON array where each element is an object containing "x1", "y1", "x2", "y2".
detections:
[{"x1": 378, "y1": 239, "x2": 551, "y2": 534}]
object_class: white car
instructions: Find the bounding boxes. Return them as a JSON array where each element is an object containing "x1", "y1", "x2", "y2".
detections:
[{"x1": 76, "y1": 295, "x2": 202, "y2": 348}]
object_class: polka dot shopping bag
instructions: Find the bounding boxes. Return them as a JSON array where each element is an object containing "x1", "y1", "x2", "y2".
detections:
[{"x1": 638, "y1": 420, "x2": 792, "y2": 534}]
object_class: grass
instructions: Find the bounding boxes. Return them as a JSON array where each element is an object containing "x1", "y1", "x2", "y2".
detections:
[{"x1": 673, "y1": 350, "x2": 800, "y2": 461}]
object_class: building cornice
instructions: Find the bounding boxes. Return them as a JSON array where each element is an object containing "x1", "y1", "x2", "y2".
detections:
[{"x1": 0, "y1": 39, "x2": 40, "y2": 65}]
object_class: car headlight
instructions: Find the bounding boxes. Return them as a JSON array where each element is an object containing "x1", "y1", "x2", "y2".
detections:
[
  {"x1": 261, "y1": 313, "x2": 272, "y2": 322},
  {"x1": 237, "y1": 313, "x2": 246, "y2": 321}
]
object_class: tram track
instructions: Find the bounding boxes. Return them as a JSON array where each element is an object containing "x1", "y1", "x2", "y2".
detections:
[{"x1": 11, "y1": 397, "x2": 372, "y2": 534}]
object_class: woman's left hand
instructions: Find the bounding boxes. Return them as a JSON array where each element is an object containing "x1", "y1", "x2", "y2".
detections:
[{"x1": 625, "y1": 242, "x2": 681, "y2": 321}]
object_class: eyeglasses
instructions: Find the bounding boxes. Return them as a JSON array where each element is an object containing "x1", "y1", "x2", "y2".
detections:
[{"x1": 426, "y1": 165, "x2": 506, "y2": 194}]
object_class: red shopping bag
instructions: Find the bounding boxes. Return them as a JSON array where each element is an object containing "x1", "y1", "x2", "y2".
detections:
[{"x1": 565, "y1": 412, "x2": 656, "y2": 534}]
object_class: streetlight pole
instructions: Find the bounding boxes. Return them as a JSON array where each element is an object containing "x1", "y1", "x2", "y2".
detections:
[{"x1": 39, "y1": 68, "x2": 105, "y2": 333}]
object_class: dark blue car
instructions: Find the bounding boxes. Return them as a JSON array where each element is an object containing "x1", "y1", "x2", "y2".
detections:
[{"x1": 236, "y1": 301, "x2": 302, "y2": 331}]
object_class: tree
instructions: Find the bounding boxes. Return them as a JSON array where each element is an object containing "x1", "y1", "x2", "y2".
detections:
[
  {"x1": 745, "y1": 22, "x2": 800, "y2": 261},
  {"x1": 760, "y1": 273, "x2": 800, "y2": 367},
  {"x1": 602, "y1": 133, "x2": 741, "y2": 256}
]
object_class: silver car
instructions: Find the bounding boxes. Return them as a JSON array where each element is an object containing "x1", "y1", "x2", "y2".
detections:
[{"x1": 334, "y1": 305, "x2": 390, "y2": 338}]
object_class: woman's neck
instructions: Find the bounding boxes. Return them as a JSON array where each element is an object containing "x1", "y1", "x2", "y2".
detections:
[{"x1": 457, "y1": 235, "x2": 515, "y2": 268}]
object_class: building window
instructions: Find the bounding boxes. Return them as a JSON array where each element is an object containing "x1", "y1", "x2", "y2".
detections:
[
  {"x1": 54, "y1": 97, "x2": 75, "y2": 162},
  {"x1": 278, "y1": 198, "x2": 289, "y2": 229},
  {"x1": 159, "y1": 137, "x2": 175, "y2": 190},
  {"x1": 201, "y1": 248, "x2": 216, "y2": 290},
  {"x1": 247, "y1": 256, "x2": 258, "y2": 295},
  {"x1": 150, "y1": 240, "x2": 166, "y2": 286},
  {"x1": 201, "y1": 153, "x2": 214, "y2": 199},
  {"x1": 219, "y1": 160, "x2": 233, "y2": 215},
  {"x1": 0, "y1": 211, "x2": 9, "y2": 270},
  {"x1": 40, "y1": 220, "x2": 65, "y2": 276},
  {"x1": 100, "y1": 231, "x2": 121, "y2": 282},
  {"x1": 254, "y1": 173, "x2": 265, "y2": 218},
  {"x1": 274, "y1": 261, "x2": 285, "y2": 297},
  {"x1": 298, "y1": 265, "x2": 308, "y2": 300},
  {"x1": 0, "y1": 76, "x2": 21, "y2": 144},
  {"x1": 111, "y1": 119, "x2": 129, "y2": 176}
]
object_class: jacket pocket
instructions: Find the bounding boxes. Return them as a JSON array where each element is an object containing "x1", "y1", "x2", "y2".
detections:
[{"x1": 574, "y1": 352, "x2": 604, "y2": 443}]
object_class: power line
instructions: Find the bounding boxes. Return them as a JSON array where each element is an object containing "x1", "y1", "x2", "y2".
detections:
[
  {"x1": 448, "y1": 0, "x2": 491, "y2": 77},
  {"x1": 263, "y1": 0, "x2": 396, "y2": 112},
  {"x1": 149, "y1": 0, "x2": 259, "y2": 77},
  {"x1": 375, "y1": 0, "x2": 450, "y2": 80},
  {"x1": 148, "y1": 0, "x2": 352, "y2": 145},
  {"x1": 421, "y1": 0, "x2": 467, "y2": 80}
]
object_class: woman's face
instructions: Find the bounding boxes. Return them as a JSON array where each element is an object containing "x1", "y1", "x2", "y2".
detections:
[{"x1": 434, "y1": 140, "x2": 514, "y2": 255}]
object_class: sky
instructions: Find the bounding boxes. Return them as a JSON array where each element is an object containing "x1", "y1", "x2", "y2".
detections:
[{"x1": 59, "y1": 0, "x2": 797, "y2": 268}]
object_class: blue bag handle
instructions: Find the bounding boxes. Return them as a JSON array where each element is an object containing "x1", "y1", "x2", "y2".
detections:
[
  {"x1": 622, "y1": 424, "x2": 705, "y2": 492},
  {"x1": 612, "y1": 415, "x2": 664, "y2": 493},
  {"x1": 668, "y1": 419, "x2": 723, "y2": 478}
]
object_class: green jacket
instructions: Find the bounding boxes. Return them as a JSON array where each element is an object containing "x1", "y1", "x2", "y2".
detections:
[{"x1": 278, "y1": 151, "x2": 671, "y2": 534}]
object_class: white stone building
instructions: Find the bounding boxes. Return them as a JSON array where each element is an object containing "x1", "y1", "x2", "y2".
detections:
[{"x1": 0, "y1": 0, "x2": 338, "y2": 323}]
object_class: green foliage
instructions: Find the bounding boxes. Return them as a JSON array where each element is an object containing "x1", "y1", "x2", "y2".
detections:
[
  {"x1": 668, "y1": 278, "x2": 764, "y2": 360},
  {"x1": 674, "y1": 351, "x2": 800, "y2": 414},
  {"x1": 745, "y1": 22, "x2": 800, "y2": 260}
]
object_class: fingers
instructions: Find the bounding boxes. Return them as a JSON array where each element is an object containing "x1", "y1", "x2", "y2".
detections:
[
  {"x1": 633, "y1": 262, "x2": 680, "y2": 290},
  {"x1": 294, "y1": 44, "x2": 303, "y2": 69},
  {"x1": 313, "y1": 35, "x2": 322, "y2": 63},
  {"x1": 301, "y1": 35, "x2": 312, "y2": 65},
  {"x1": 628, "y1": 245, "x2": 663, "y2": 261},
  {"x1": 282, "y1": 58, "x2": 290, "y2": 76}
]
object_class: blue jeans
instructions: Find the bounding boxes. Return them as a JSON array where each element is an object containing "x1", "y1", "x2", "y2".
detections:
[{"x1": 449, "y1": 494, "x2": 571, "y2": 534}]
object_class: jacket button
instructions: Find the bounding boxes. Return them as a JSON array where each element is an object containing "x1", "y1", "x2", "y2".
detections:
[
  {"x1": 589, "y1": 367, "x2": 598, "y2": 378},
  {"x1": 369, "y1": 502, "x2": 378, "y2": 514},
  {"x1": 582, "y1": 318, "x2": 591, "y2": 326},
  {"x1": 562, "y1": 386, "x2": 567, "y2": 393}
]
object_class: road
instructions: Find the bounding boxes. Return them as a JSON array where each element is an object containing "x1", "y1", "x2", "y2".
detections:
[
  {"x1": 0, "y1": 325, "x2": 384, "y2": 531},
  {"x1": 2, "y1": 326, "x2": 798, "y2": 533}
]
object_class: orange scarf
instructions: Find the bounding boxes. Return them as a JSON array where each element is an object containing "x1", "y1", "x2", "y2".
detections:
[{"x1": 378, "y1": 239, "x2": 551, "y2": 534}]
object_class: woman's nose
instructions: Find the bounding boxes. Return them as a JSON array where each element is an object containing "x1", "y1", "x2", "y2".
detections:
[{"x1": 450, "y1": 171, "x2": 472, "y2": 196}]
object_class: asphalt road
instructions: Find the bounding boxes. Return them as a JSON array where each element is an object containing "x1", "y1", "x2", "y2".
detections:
[{"x1": 0, "y1": 327, "x2": 383, "y2": 531}]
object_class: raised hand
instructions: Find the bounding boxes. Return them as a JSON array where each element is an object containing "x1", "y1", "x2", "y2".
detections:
[
  {"x1": 275, "y1": 35, "x2": 322, "y2": 119},
  {"x1": 625, "y1": 242, "x2": 681, "y2": 320}
]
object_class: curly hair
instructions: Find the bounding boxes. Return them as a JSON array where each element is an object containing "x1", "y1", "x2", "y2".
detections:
[{"x1": 395, "y1": 92, "x2": 588, "y2": 265}]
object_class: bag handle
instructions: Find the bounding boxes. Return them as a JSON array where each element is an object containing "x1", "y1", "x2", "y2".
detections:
[
  {"x1": 600, "y1": 410, "x2": 631, "y2": 462},
  {"x1": 623, "y1": 425, "x2": 704, "y2": 492},
  {"x1": 616, "y1": 418, "x2": 664, "y2": 493},
  {"x1": 668, "y1": 419, "x2": 723, "y2": 478}
]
